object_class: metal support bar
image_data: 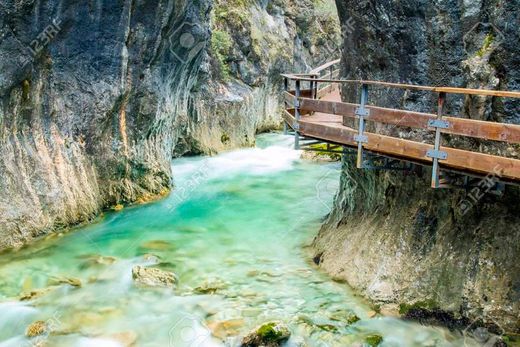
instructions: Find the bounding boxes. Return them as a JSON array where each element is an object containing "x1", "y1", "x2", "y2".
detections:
[
  {"x1": 283, "y1": 77, "x2": 289, "y2": 135},
  {"x1": 429, "y1": 92, "x2": 447, "y2": 188},
  {"x1": 428, "y1": 119, "x2": 450, "y2": 129},
  {"x1": 294, "y1": 80, "x2": 301, "y2": 150},
  {"x1": 313, "y1": 75, "x2": 319, "y2": 99},
  {"x1": 356, "y1": 84, "x2": 369, "y2": 168}
]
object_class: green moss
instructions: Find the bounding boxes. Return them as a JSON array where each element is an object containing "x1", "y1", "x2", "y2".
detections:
[
  {"x1": 221, "y1": 133, "x2": 231, "y2": 144},
  {"x1": 22, "y1": 80, "x2": 30, "y2": 100},
  {"x1": 308, "y1": 143, "x2": 341, "y2": 161},
  {"x1": 211, "y1": 30, "x2": 233, "y2": 80},
  {"x1": 365, "y1": 334, "x2": 383, "y2": 346},
  {"x1": 477, "y1": 33, "x2": 494, "y2": 57},
  {"x1": 346, "y1": 314, "x2": 361, "y2": 325},
  {"x1": 398, "y1": 299, "x2": 439, "y2": 315},
  {"x1": 257, "y1": 322, "x2": 284, "y2": 340}
]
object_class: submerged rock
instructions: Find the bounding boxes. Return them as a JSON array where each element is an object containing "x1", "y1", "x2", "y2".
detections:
[
  {"x1": 47, "y1": 276, "x2": 82, "y2": 288},
  {"x1": 140, "y1": 240, "x2": 174, "y2": 251},
  {"x1": 208, "y1": 319, "x2": 245, "y2": 340},
  {"x1": 240, "y1": 321, "x2": 291, "y2": 347},
  {"x1": 19, "y1": 286, "x2": 59, "y2": 301},
  {"x1": 194, "y1": 278, "x2": 228, "y2": 294},
  {"x1": 131, "y1": 266, "x2": 177, "y2": 288},
  {"x1": 26, "y1": 320, "x2": 48, "y2": 337},
  {"x1": 80, "y1": 255, "x2": 118, "y2": 268},
  {"x1": 365, "y1": 334, "x2": 383, "y2": 346}
]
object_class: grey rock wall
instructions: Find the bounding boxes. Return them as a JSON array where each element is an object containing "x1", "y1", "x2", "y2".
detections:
[{"x1": 0, "y1": 0, "x2": 339, "y2": 249}]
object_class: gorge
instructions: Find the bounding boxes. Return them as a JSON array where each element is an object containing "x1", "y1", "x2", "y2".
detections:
[{"x1": 0, "y1": 0, "x2": 519, "y2": 346}]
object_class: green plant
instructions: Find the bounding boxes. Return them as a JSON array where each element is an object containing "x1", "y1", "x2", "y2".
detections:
[{"x1": 211, "y1": 30, "x2": 233, "y2": 80}]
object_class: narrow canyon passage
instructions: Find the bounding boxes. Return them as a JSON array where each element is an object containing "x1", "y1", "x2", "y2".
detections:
[{"x1": 0, "y1": 134, "x2": 477, "y2": 346}]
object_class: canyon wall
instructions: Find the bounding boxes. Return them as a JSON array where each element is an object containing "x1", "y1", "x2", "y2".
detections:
[
  {"x1": 313, "y1": 0, "x2": 520, "y2": 334},
  {"x1": 0, "y1": 0, "x2": 339, "y2": 250}
]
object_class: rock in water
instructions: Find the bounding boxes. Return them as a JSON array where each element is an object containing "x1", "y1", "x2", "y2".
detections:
[
  {"x1": 26, "y1": 321, "x2": 48, "y2": 337},
  {"x1": 241, "y1": 321, "x2": 291, "y2": 347},
  {"x1": 131, "y1": 266, "x2": 177, "y2": 288},
  {"x1": 47, "y1": 276, "x2": 82, "y2": 287}
]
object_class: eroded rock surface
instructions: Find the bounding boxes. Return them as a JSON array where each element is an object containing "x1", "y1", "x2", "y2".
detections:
[{"x1": 0, "y1": 0, "x2": 339, "y2": 250}]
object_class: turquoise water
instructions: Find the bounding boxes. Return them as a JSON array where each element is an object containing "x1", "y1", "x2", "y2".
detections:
[{"x1": 0, "y1": 134, "x2": 473, "y2": 346}]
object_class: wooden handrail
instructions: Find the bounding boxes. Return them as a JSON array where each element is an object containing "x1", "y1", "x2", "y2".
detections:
[
  {"x1": 280, "y1": 75, "x2": 520, "y2": 99},
  {"x1": 282, "y1": 59, "x2": 520, "y2": 185},
  {"x1": 285, "y1": 93, "x2": 520, "y2": 144},
  {"x1": 283, "y1": 109, "x2": 520, "y2": 182},
  {"x1": 309, "y1": 59, "x2": 341, "y2": 74}
]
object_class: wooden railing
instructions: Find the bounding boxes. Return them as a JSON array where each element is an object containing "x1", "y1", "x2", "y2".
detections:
[{"x1": 281, "y1": 60, "x2": 520, "y2": 188}]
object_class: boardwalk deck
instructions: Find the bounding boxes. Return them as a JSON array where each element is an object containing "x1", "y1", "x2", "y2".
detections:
[{"x1": 283, "y1": 60, "x2": 520, "y2": 187}]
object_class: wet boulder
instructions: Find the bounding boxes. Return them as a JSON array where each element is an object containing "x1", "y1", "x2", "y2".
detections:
[
  {"x1": 131, "y1": 266, "x2": 177, "y2": 288},
  {"x1": 240, "y1": 321, "x2": 291, "y2": 347},
  {"x1": 26, "y1": 320, "x2": 48, "y2": 337}
]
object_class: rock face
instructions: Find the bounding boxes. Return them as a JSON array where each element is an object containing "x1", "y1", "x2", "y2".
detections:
[
  {"x1": 313, "y1": 0, "x2": 520, "y2": 333},
  {"x1": 0, "y1": 0, "x2": 339, "y2": 250}
]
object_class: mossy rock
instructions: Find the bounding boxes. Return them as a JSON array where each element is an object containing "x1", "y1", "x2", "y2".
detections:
[
  {"x1": 398, "y1": 299, "x2": 438, "y2": 315},
  {"x1": 365, "y1": 334, "x2": 383, "y2": 346},
  {"x1": 241, "y1": 321, "x2": 290, "y2": 346}
]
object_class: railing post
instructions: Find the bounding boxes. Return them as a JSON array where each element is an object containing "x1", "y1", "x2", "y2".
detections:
[
  {"x1": 311, "y1": 75, "x2": 318, "y2": 99},
  {"x1": 283, "y1": 77, "x2": 289, "y2": 135},
  {"x1": 354, "y1": 84, "x2": 370, "y2": 168},
  {"x1": 329, "y1": 66, "x2": 334, "y2": 91},
  {"x1": 294, "y1": 79, "x2": 301, "y2": 149},
  {"x1": 428, "y1": 92, "x2": 448, "y2": 188}
]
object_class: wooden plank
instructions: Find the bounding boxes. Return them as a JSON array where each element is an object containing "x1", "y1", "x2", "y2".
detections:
[
  {"x1": 317, "y1": 84, "x2": 336, "y2": 99},
  {"x1": 297, "y1": 119, "x2": 520, "y2": 181},
  {"x1": 310, "y1": 59, "x2": 341, "y2": 74},
  {"x1": 434, "y1": 87, "x2": 520, "y2": 98},
  {"x1": 287, "y1": 89, "x2": 313, "y2": 98},
  {"x1": 283, "y1": 91, "x2": 294, "y2": 106},
  {"x1": 299, "y1": 97, "x2": 520, "y2": 144}
]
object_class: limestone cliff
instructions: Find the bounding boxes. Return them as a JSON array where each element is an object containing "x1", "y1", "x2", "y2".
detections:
[
  {"x1": 0, "y1": 0, "x2": 339, "y2": 249},
  {"x1": 313, "y1": 0, "x2": 520, "y2": 334}
]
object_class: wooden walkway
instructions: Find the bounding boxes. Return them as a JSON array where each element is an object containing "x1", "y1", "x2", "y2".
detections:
[{"x1": 282, "y1": 60, "x2": 520, "y2": 188}]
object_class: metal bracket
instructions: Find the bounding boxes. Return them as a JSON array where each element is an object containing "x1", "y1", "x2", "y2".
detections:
[
  {"x1": 354, "y1": 135, "x2": 368, "y2": 143},
  {"x1": 292, "y1": 122, "x2": 300, "y2": 131},
  {"x1": 355, "y1": 107, "x2": 370, "y2": 117},
  {"x1": 294, "y1": 99, "x2": 300, "y2": 108},
  {"x1": 427, "y1": 149, "x2": 448, "y2": 160},
  {"x1": 428, "y1": 119, "x2": 449, "y2": 129}
]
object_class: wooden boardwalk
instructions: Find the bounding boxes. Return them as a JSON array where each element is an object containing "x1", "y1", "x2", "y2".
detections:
[{"x1": 282, "y1": 60, "x2": 520, "y2": 188}]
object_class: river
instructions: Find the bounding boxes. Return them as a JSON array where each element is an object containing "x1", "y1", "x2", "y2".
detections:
[{"x1": 0, "y1": 134, "x2": 474, "y2": 346}]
